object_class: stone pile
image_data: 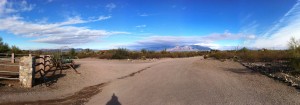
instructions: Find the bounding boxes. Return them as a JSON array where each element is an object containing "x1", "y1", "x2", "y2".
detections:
[{"x1": 241, "y1": 62, "x2": 300, "y2": 89}]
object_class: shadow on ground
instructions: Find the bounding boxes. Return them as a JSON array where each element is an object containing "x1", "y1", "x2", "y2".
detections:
[
  {"x1": 34, "y1": 64, "x2": 81, "y2": 87},
  {"x1": 106, "y1": 93, "x2": 122, "y2": 105},
  {"x1": 0, "y1": 82, "x2": 5, "y2": 87},
  {"x1": 223, "y1": 68, "x2": 258, "y2": 75}
]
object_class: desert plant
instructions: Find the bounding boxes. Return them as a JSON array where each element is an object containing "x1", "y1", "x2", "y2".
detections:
[
  {"x1": 288, "y1": 37, "x2": 300, "y2": 72},
  {"x1": 10, "y1": 45, "x2": 21, "y2": 53},
  {"x1": 0, "y1": 37, "x2": 10, "y2": 53},
  {"x1": 111, "y1": 48, "x2": 130, "y2": 59},
  {"x1": 68, "y1": 48, "x2": 77, "y2": 58}
]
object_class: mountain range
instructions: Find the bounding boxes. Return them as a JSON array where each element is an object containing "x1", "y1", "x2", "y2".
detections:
[
  {"x1": 166, "y1": 45, "x2": 211, "y2": 52},
  {"x1": 37, "y1": 45, "x2": 211, "y2": 52}
]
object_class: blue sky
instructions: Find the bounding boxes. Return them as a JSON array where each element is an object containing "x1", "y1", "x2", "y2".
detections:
[{"x1": 0, "y1": 0, "x2": 300, "y2": 50}]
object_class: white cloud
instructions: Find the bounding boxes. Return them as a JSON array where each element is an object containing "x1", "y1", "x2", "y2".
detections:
[
  {"x1": 195, "y1": 43, "x2": 220, "y2": 49},
  {"x1": 0, "y1": 1, "x2": 128, "y2": 45},
  {"x1": 240, "y1": 20, "x2": 259, "y2": 34},
  {"x1": 106, "y1": 3, "x2": 116, "y2": 12},
  {"x1": 249, "y1": 0, "x2": 300, "y2": 49},
  {"x1": 0, "y1": 16, "x2": 129, "y2": 44},
  {"x1": 0, "y1": 0, "x2": 7, "y2": 14},
  {"x1": 0, "y1": 0, "x2": 14, "y2": 15},
  {"x1": 0, "y1": 0, "x2": 34, "y2": 15},
  {"x1": 97, "y1": 15, "x2": 111, "y2": 21},
  {"x1": 128, "y1": 32, "x2": 255, "y2": 50},
  {"x1": 136, "y1": 25, "x2": 146, "y2": 28},
  {"x1": 20, "y1": 0, "x2": 34, "y2": 11}
]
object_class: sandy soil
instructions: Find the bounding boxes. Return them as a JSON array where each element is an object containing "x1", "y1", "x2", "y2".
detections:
[{"x1": 1, "y1": 57, "x2": 300, "y2": 105}]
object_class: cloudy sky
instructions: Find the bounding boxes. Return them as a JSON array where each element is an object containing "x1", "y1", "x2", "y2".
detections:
[{"x1": 0, "y1": 0, "x2": 299, "y2": 50}]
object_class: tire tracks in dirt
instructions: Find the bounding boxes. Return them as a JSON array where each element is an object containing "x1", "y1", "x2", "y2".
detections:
[{"x1": 0, "y1": 65, "x2": 155, "y2": 105}]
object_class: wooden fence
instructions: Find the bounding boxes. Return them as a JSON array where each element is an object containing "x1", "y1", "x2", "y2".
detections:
[
  {"x1": 1, "y1": 54, "x2": 78, "y2": 88},
  {"x1": 0, "y1": 53, "x2": 33, "y2": 80}
]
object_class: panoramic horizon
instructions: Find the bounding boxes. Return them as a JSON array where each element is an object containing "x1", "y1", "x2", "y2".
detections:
[
  {"x1": 2, "y1": 1, "x2": 300, "y2": 104},
  {"x1": 1, "y1": 0, "x2": 300, "y2": 50}
]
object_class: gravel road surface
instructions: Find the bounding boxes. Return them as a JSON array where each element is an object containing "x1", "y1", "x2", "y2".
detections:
[
  {"x1": 87, "y1": 57, "x2": 300, "y2": 105},
  {"x1": 1, "y1": 57, "x2": 300, "y2": 105}
]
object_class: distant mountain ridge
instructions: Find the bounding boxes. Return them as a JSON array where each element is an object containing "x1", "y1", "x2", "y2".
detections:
[
  {"x1": 36, "y1": 45, "x2": 211, "y2": 52},
  {"x1": 38, "y1": 48, "x2": 84, "y2": 52},
  {"x1": 139, "y1": 45, "x2": 211, "y2": 51},
  {"x1": 166, "y1": 45, "x2": 211, "y2": 52}
]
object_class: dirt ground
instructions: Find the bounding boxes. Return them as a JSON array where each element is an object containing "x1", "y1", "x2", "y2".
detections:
[{"x1": 1, "y1": 56, "x2": 300, "y2": 105}]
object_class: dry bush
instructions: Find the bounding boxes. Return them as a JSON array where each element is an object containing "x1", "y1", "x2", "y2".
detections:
[
  {"x1": 288, "y1": 37, "x2": 300, "y2": 72},
  {"x1": 209, "y1": 51, "x2": 235, "y2": 60},
  {"x1": 209, "y1": 49, "x2": 290, "y2": 62}
]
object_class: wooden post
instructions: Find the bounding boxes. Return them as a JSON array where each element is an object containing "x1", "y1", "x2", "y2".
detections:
[{"x1": 11, "y1": 53, "x2": 15, "y2": 63}]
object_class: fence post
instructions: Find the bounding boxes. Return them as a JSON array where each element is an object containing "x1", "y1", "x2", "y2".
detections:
[
  {"x1": 19, "y1": 56, "x2": 35, "y2": 88},
  {"x1": 11, "y1": 53, "x2": 15, "y2": 63}
]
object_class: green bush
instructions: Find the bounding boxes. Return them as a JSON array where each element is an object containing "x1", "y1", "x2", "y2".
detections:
[
  {"x1": 111, "y1": 48, "x2": 130, "y2": 59},
  {"x1": 288, "y1": 37, "x2": 300, "y2": 72},
  {"x1": 210, "y1": 52, "x2": 235, "y2": 60},
  {"x1": 0, "y1": 37, "x2": 10, "y2": 53}
]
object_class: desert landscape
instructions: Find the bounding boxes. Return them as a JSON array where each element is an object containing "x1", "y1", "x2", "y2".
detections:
[
  {"x1": 1, "y1": 56, "x2": 300, "y2": 105},
  {"x1": 1, "y1": 0, "x2": 300, "y2": 105}
]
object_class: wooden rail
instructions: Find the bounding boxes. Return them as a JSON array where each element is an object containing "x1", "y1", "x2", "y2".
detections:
[
  {"x1": 0, "y1": 77, "x2": 19, "y2": 80},
  {"x1": 0, "y1": 53, "x2": 22, "y2": 80},
  {"x1": 0, "y1": 71, "x2": 19, "y2": 74},
  {"x1": 0, "y1": 64, "x2": 19, "y2": 66},
  {"x1": 0, "y1": 53, "x2": 33, "y2": 63}
]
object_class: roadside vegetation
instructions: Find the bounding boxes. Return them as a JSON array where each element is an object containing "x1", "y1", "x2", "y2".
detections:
[
  {"x1": 0, "y1": 37, "x2": 22, "y2": 54},
  {"x1": 208, "y1": 37, "x2": 300, "y2": 75},
  {"x1": 77, "y1": 48, "x2": 207, "y2": 59},
  {"x1": 1, "y1": 36, "x2": 300, "y2": 73},
  {"x1": 209, "y1": 48, "x2": 290, "y2": 62},
  {"x1": 288, "y1": 37, "x2": 300, "y2": 73}
]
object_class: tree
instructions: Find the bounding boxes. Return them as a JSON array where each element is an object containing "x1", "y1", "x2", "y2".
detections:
[
  {"x1": 289, "y1": 37, "x2": 300, "y2": 52},
  {"x1": 0, "y1": 37, "x2": 10, "y2": 53},
  {"x1": 141, "y1": 49, "x2": 147, "y2": 54},
  {"x1": 240, "y1": 47, "x2": 249, "y2": 53},
  {"x1": 160, "y1": 48, "x2": 168, "y2": 54},
  {"x1": 69, "y1": 48, "x2": 76, "y2": 57},
  {"x1": 111, "y1": 48, "x2": 129, "y2": 59},
  {"x1": 288, "y1": 37, "x2": 300, "y2": 72},
  {"x1": 10, "y1": 45, "x2": 21, "y2": 53}
]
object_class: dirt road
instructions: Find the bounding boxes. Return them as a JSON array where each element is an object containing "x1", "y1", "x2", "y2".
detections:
[
  {"x1": 86, "y1": 57, "x2": 300, "y2": 105},
  {"x1": 1, "y1": 57, "x2": 300, "y2": 105}
]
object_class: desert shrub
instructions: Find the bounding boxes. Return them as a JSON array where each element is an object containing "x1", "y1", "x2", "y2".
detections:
[
  {"x1": 0, "y1": 37, "x2": 10, "y2": 53},
  {"x1": 208, "y1": 48, "x2": 290, "y2": 62},
  {"x1": 288, "y1": 37, "x2": 300, "y2": 72},
  {"x1": 204, "y1": 55, "x2": 209, "y2": 59},
  {"x1": 10, "y1": 45, "x2": 21, "y2": 54},
  {"x1": 210, "y1": 51, "x2": 235, "y2": 60},
  {"x1": 160, "y1": 49, "x2": 168, "y2": 54},
  {"x1": 65, "y1": 48, "x2": 77, "y2": 59},
  {"x1": 238, "y1": 51, "x2": 258, "y2": 62},
  {"x1": 141, "y1": 49, "x2": 147, "y2": 54},
  {"x1": 111, "y1": 48, "x2": 130, "y2": 59},
  {"x1": 129, "y1": 52, "x2": 142, "y2": 59},
  {"x1": 74, "y1": 48, "x2": 207, "y2": 59},
  {"x1": 98, "y1": 53, "x2": 113, "y2": 59},
  {"x1": 237, "y1": 50, "x2": 290, "y2": 62}
]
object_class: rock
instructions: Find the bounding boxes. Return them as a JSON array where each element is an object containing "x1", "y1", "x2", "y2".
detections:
[
  {"x1": 291, "y1": 83, "x2": 299, "y2": 87},
  {"x1": 8, "y1": 84, "x2": 13, "y2": 87}
]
